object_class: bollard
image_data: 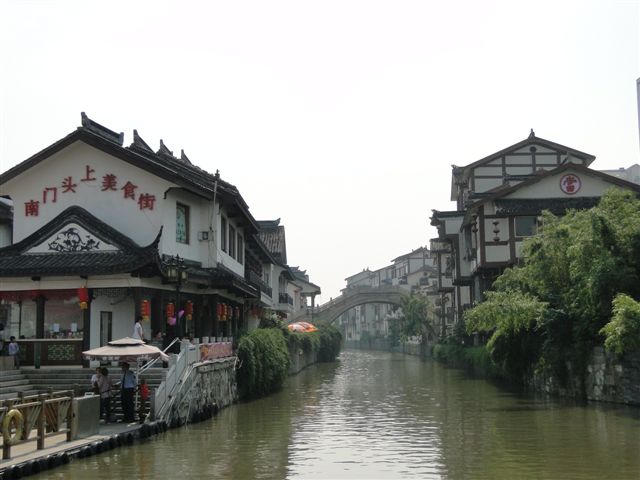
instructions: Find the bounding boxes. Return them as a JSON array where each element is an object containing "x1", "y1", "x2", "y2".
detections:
[
  {"x1": 34, "y1": 342, "x2": 41, "y2": 369},
  {"x1": 37, "y1": 398, "x2": 45, "y2": 450}
]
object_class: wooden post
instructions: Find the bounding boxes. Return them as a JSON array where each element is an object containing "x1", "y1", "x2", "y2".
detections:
[
  {"x1": 37, "y1": 398, "x2": 45, "y2": 450},
  {"x1": 67, "y1": 397, "x2": 75, "y2": 441},
  {"x1": 2, "y1": 438, "x2": 10, "y2": 460}
]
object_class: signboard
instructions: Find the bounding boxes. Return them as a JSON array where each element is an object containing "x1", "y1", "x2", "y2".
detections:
[{"x1": 560, "y1": 174, "x2": 581, "y2": 195}]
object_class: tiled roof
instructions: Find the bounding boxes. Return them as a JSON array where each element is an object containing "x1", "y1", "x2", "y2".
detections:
[
  {"x1": 0, "y1": 251, "x2": 154, "y2": 276},
  {"x1": 0, "y1": 113, "x2": 259, "y2": 234},
  {"x1": 257, "y1": 219, "x2": 287, "y2": 265},
  {"x1": 0, "y1": 200, "x2": 12, "y2": 223},
  {"x1": 0, "y1": 206, "x2": 160, "y2": 277},
  {"x1": 494, "y1": 197, "x2": 601, "y2": 215},
  {"x1": 208, "y1": 263, "x2": 259, "y2": 298}
]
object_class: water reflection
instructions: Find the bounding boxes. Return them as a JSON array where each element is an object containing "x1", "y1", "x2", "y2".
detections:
[{"x1": 38, "y1": 350, "x2": 640, "y2": 479}]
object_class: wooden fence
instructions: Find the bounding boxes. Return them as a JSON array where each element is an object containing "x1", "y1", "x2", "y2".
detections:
[{"x1": 0, "y1": 390, "x2": 75, "y2": 460}]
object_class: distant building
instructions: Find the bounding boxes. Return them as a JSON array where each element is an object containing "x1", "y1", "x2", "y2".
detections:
[
  {"x1": 431, "y1": 131, "x2": 640, "y2": 334},
  {"x1": 598, "y1": 164, "x2": 640, "y2": 185},
  {"x1": 337, "y1": 247, "x2": 438, "y2": 342}
]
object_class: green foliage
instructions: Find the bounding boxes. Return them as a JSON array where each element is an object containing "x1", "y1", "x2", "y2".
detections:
[
  {"x1": 399, "y1": 292, "x2": 434, "y2": 343},
  {"x1": 317, "y1": 324, "x2": 342, "y2": 362},
  {"x1": 600, "y1": 294, "x2": 640, "y2": 356},
  {"x1": 432, "y1": 344, "x2": 502, "y2": 378},
  {"x1": 236, "y1": 328, "x2": 290, "y2": 400},
  {"x1": 287, "y1": 330, "x2": 321, "y2": 354},
  {"x1": 388, "y1": 316, "x2": 402, "y2": 347},
  {"x1": 259, "y1": 310, "x2": 287, "y2": 331},
  {"x1": 464, "y1": 291, "x2": 547, "y2": 378},
  {"x1": 464, "y1": 189, "x2": 640, "y2": 383}
]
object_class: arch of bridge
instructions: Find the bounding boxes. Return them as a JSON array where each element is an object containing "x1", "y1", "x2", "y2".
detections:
[{"x1": 314, "y1": 286, "x2": 406, "y2": 325}]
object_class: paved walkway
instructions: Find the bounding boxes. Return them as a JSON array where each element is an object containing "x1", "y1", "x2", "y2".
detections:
[{"x1": 0, "y1": 421, "x2": 142, "y2": 472}]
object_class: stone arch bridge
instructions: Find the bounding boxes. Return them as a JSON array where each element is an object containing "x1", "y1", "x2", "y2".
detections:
[{"x1": 308, "y1": 285, "x2": 410, "y2": 325}]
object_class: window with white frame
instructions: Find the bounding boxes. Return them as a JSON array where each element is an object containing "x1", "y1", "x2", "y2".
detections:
[
  {"x1": 237, "y1": 234, "x2": 244, "y2": 264},
  {"x1": 176, "y1": 203, "x2": 189, "y2": 244},
  {"x1": 229, "y1": 225, "x2": 236, "y2": 258},
  {"x1": 515, "y1": 216, "x2": 537, "y2": 237},
  {"x1": 221, "y1": 216, "x2": 227, "y2": 252}
]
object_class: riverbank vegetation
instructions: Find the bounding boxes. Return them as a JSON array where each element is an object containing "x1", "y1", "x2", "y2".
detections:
[
  {"x1": 236, "y1": 327, "x2": 290, "y2": 400},
  {"x1": 237, "y1": 319, "x2": 343, "y2": 400},
  {"x1": 460, "y1": 189, "x2": 640, "y2": 385},
  {"x1": 432, "y1": 343, "x2": 501, "y2": 378},
  {"x1": 387, "y1": 292, "x2": 434, "y2": 349}
]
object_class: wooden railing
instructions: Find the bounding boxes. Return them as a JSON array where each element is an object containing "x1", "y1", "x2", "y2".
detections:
[{"x1": 0, "y1": 390, "x2": 74, "y2": 460}]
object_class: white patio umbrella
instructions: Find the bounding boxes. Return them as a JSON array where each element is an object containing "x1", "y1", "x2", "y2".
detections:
[
  {"x1": 82, "y1": 337, "x2": 169, "y2": 363},
  {"x1": 82, "y1": 337, "x2": 169, "y2": 419}
]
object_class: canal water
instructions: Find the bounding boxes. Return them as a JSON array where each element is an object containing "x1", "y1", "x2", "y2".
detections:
[{"x1": 40, "y1": 350, "x2": 639, "y2": 479}]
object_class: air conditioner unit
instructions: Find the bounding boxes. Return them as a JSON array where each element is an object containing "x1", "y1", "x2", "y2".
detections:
[{"x1": 197, "y1": 231, "x2": 209, "y2": 241}]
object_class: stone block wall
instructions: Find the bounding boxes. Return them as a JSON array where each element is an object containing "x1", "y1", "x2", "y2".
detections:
[
  {"x1": 165, "y1": 357, "x2": 238, "y2": 426},
  {"x1": 532, "y1": 347, "x2": 640, "y2": 406},
  {"x1": 288, "y1": 344, "x2": 318, "y2": 375}
]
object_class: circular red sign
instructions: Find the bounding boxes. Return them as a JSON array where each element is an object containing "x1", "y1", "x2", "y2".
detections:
[{"x1": 560, "y1": 174, "x2": 581, "y2": 195}]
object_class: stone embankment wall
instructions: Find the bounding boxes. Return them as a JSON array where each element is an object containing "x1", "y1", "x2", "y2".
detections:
[
  {"x1": 164, "y1": 358, "x2": 238, "y2": 426},
  {"x1": 288, "y1": 345, "x2": 318, "y2": 375},
  {"x1": 532, "y1": 347, "x2": 640, "y2": 405}
]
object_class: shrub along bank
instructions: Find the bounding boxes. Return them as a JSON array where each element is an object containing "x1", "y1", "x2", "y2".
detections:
[
  {"x1": 434, "y1": 190, "x2": 640, "y2": 404},
  {"x1": 236, "y1": 324, "x2": 342, "y2": 400},
  {"x1": 432, "y1": 343, "x2": 503, "y2": 379}
]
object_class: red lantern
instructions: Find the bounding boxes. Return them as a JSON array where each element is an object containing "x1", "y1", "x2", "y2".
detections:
[
  {"x1": 185, "y1": 301, "x2": 193, "y2": 321},
  {"x1": 78, "y1": 287, "x2": 89, "y2": 310},
  {"x1": 216, "y1": 303, "x2": 222, "y2": 320},
  {"x1": 166, "y1": 302, "x2": 175, "y2": 319},
  {"x1": 141, "y1": 300, "x2": 151, "y2": 320}
]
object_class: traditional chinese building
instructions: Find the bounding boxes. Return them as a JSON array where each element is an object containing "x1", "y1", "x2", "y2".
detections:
[
  {"x1": 431, "y1": 131, "x2": 640, "y2": 335},
  {"x1": 0, "y1": 113, "x2": 319, "y2": 365}
]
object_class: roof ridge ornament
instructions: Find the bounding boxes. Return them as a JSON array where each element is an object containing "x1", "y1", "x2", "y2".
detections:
[
  {"x1": 130, "y1": 129, "x2": 154, "y2": 153},
  {"x1": 529, "y1": 128, "x2": 535, "y2": 138},
  {"x1": 80, "y1": 112, "x2": 124, "y2": 146},
  {"x1": 180, "y1": 149, "x2": 192, "y2": 165},
  {"x1": 157, "y1": 139, "x2": 175, "y2": 157}
]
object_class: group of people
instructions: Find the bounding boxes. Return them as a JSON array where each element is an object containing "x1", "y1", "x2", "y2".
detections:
[{"x1": 91, "y1": 362, "x2": 149, "y2": 424}]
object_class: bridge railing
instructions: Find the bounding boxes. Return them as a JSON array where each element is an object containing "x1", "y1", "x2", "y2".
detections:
[{"x1": 316, "y1": 285, "x2": 408, "y2": 312}]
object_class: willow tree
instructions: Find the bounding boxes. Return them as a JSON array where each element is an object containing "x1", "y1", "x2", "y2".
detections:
[
  {"x1": 399, "y1": 292, "x2": 435, "y2": 348},
  {"x1": 465, "y1": 188, "x2": 640, "y2": 382}
]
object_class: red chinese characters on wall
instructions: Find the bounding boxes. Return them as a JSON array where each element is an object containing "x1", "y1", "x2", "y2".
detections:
[
  {"x1": 560, "y1": 174, "x2": 581, "y2": 195},
  {"x1": 23, "y1": 164, "x2": 157, "y2": 217},
  {"x1": 25, "y1": 200, "x2": 40, "y2": 216}
]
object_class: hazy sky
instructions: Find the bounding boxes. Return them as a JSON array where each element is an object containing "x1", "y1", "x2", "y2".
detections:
[{"x1": 1, "y1": 0, "x2": 638, "y2": 301}]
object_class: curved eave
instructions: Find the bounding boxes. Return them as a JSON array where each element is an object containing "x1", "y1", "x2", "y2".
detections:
[{"x1": 0, "y1": 250, "x2": 158, "y2": 277}]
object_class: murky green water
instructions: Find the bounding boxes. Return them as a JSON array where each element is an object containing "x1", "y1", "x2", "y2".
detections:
[{"x1": 39, "y1": 350, "x2": 640, "y2": 479}]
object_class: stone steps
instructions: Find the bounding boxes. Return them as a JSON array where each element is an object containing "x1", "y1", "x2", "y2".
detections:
[
  {"x1": 20, "y1": 368, "x2": 165, "y2": 397},
  {"x1": 0, "y1": 370, "x2": 40, "y2": 401}
]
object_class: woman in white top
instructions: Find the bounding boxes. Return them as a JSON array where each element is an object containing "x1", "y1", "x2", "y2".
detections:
[{"x1": 132, "y1": 316, "x2": 144, "y2": 341}]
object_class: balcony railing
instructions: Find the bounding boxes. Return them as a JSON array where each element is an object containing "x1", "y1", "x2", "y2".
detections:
[
  {"x1": 278, "y1": 293, "x2": 293, "y2": 305},
  {"x1": 248, "y1": 271, "x2": 273, "y2": 298}
]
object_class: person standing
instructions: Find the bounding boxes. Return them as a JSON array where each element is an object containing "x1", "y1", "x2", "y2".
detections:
[
  {"x1": 98, "y1": 367, "x2": 113, "y2": 423},
  {"x1": 138, "y1": 378, "x2": 150, "y2": 423},
  {"x1": 8, "y1": 336, "x2": 20, "y2": 369},
  {"x1": 91, "y1": 367, "x2": 102, "y2": 394},
  {"x1": 132, "y1": 316, "x2": 145, "y2": 341},
  {"x1": 119, "y1": 362, "x2": 136, "y2": 422}
]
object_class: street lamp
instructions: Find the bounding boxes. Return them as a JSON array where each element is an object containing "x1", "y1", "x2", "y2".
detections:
[{"x1": 165, "y1": 255, "x2": 188, "y2": 337}]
